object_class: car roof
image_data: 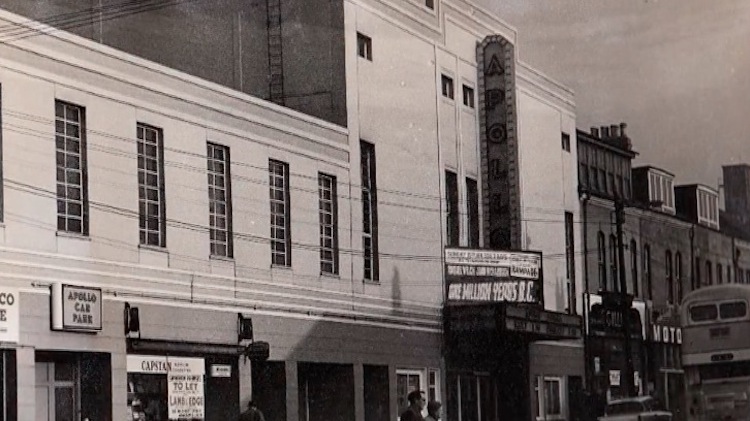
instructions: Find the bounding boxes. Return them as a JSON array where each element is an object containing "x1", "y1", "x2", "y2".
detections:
[{"x1": 608, "y1": 396, "x2": 653, "y2": 405}]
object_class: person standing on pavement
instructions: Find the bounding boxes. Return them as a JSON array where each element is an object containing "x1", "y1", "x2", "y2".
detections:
[
  {"x1": 400, "y1": 390, "x2": 426, "y2": 421},
  {"x1": 239, "y1": 400, "x2": 266, "y2": 421},
  {"x1": 425, "y1": 400, "x2": 441, "y2": 421}
]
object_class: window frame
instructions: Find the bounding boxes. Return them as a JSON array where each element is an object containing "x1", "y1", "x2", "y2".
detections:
[
  {"x1": 609, "y1": 234, "x2": 618, "y2": 292},
  {"x1": 643, "y1": 244, "x2": 652, "y2": 299},
  {"x1": 445, "y1": 170, "x2": 459, "y2": 247},
  {"x1": 397, "y1": 368, "x2": 440, "y2": 418},
  {"x1": 318, "y1": 172, "x2": 339, "y2": 275},
  {"x1": 630, "y1": 239, "x2": 639, "y2": 297},
  {"x1": 441, "y1": 74, "x2": 454, "y2": 100},
  {"x1": 462, "y1": 84, "x2": 475, "y2": 108},
  {"x1": 55, "y1": 100, "x2": 89, "y2": 236},
  {"x1": 207, "y1": 142, "x2": 233, "y2": 258},
  {"x1": 361, "y1": 140, "x2": 379, "y2": 282},
  {"x1": 666, "y1": 250, "x2": 674, "y2": 303},
  {"x1": 466, "y1": 177, "x2": 479, "y2": 248},
  {"x1": 598, "y1": 231, "x2": 607, "y2": 291},
  {"x1": 269, "y1": 159, "x2": 292, "y2": 267},
  {"x1": 137, "y1": 122, "x2": 166, "y2": 247},
  {"x1": 536, "y1": 376, "x2": 564, "y2": 420},
  {"x1": 357, "y1": 32, "x2": 372, "y2": 61},
  {"x1": 425, "y1": 0, "x2": 435, "y2": 10},
  {"x1": 561, "y1": 132, "x2": 571, "y2": 152}
]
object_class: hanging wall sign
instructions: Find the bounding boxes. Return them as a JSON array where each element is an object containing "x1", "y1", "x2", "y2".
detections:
[
  {"x1": 51, "y1": 283, "x2": 102, "y2": 332},
  {"x1": 0, "y1": 287, "x2": 19, "y2": 343}
]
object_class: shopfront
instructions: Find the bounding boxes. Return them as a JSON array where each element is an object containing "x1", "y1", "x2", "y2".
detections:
[
  {"x1": 586, "y1": 292, "x2": 647, "y2": 402},
  {"x1": 0, "y1": 286, "x2": 19, "y2": 421},
  {"x1": 443, "y1": 248, "x2": 583, "y2": 421},
  {"x1": 647, "y1": 315, "x2": 684, "y2": 420}
]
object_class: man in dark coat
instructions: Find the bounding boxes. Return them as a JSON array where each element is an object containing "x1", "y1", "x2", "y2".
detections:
[
  {"x1": 239, "y1": 401, "x2": 266, "y2": 421},
  {"x1": 400, "y1": 390, "x2": 426, "y2": 421}
]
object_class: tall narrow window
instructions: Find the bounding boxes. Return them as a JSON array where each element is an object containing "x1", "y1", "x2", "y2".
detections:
[
  {"x1": 643, "y1": 244, "x2": 652, "y2": 299},
  {"x1": 609, "y1": 234, "x2": 618, "y2": 292},
  {"x1": 55, "y1": 101, "x2": 88, "y2": 235},
  {"x1": 137, "y1": 123, "x2": 165, "y2": 247},
  {"x1": 565, "y1": 211, "x2": 576, "y2": 314},
  {"x1": 705, "y1": 260, "x2": 713, "y2": 286},
  {"x1": 207, "y1": 143, "x2": 232, "y2": 257},
  {"x1": 445, "y1": 171, "x2": 459, "y2": 247},
  {"x1": 597, "y1": 232, "x2": 607, "y2": 291},
  {"x1": 564, "y1": 212, "x2": 574, "y2": 279},
  {"x1": 361, "y1": 141, "x2": 379, "y2": 281},
  {"x1": 357, "y1": 32, "x2": 372, "y2": 61},
  {"x1": 269, "y1": 159, "x2": 291, "y2": 266},
  {"x1": 666, "y1": 250, "x2": 674, "y2": 303},
  {"x1": 675, "y1": 252, "x2": 683, "y2": 302},
  {"x1": 717, "y1": 263, "x2": 723, "y2": 284},
  {"x1": 441, "y1": 74, "x2": 454, "y2": 99},
  {"x1": 694, "y1": 257, "x2": 701, "y2": 290},
  {"x1": 727, "y1": 265, "x2": 732, "y2": 284},
  {"x1": 319, "y1": 173, "x2": 338, "y2": 275},
  {"x1": 466, "y1": 178, "x2": 479, "y2": 248},
  {"x1": 630, "y1": 239, "x2": 638, "y2": 297}
]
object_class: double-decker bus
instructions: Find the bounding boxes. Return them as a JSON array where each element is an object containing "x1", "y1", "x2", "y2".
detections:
[{"x1": 682, "y1": 284, "x2": 750, "y2": 420}]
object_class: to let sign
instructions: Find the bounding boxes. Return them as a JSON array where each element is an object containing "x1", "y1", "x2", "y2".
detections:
[{"x1": 51, "y1": 283, "x2": 102, "y2": 332}]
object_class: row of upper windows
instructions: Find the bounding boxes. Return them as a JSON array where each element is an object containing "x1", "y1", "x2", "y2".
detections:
[
  {"x1": 693, "y1": 258, "x2": 748, "y2": 288},
  {"x1": 578, "y1": 143, "x2": 632, "y2": 199},
  {"x1": 356, "y1": 33, "x2": 476, "y2": 109},
  {"x1": 595, "y1": 234, "x2": 684, "y2": 304},
  {"x1": 16, "y1": 98, "x2": 384, "y2": 280}
]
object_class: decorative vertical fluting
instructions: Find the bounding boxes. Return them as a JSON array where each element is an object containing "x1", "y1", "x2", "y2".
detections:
[
  {"x1": 477, "y1": 35, "x2": 521, "y2": 250},
  {"x1": 266, "y1": 0, "x2": 285, "y2": 105}
]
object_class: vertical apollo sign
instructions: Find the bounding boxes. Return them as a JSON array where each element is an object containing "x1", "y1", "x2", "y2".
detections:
[
  {"x1": 478, "y1": 36, "x2": 520, "y2": 249},
  {"x1": 445, "y1": 248, "x2": 543, "y2": 305}
]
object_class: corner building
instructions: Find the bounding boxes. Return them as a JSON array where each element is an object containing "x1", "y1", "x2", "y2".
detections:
[{"x1": 0, "y1": 1, "x2": 583, "y2": 420}]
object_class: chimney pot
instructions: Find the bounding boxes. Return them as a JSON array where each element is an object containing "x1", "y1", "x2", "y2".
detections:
[
  {"x1": 591, "y1": 127, "x2": 600, "y2": 138},
  {"x1": 620, "y1": 122, "x2": 627, "y2": 137},
  {"x1": 610, "y1": 124, "x2": 619, "y2": 138},
  {"x1": 601, "y1": 126, "x2": 610, "y2": 138}
]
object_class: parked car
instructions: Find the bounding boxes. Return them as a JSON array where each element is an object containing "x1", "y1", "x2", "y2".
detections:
[{"x1": 598, "y1": 396, "x2": 672, "y2": 421}]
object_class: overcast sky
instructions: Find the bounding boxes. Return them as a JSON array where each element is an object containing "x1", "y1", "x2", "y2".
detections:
[{"x1": 482, "y1": 0, "x2": 750, "y2": 190}]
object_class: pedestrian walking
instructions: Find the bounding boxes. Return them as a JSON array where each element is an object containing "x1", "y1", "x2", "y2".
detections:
[
  {"x1": 239, "y1": 400, "x2": 266, "y2": 421},
  {"x1": 400, "y1": 390, "x2": 426, "y2": 421},
  {"x1": 425, "y1": 400, "x2": 441, "y2": 421}
]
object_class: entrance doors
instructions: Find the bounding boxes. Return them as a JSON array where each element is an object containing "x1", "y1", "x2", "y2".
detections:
[{"x1": 35, "y1": 361, "x2": 77, "y2": 421}]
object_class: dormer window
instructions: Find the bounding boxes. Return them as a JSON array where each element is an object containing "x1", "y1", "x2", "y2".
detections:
[
  {"x1": 697, "y1": 187, "x2": 719, "y2": 229},
  {"x1": 648, "y1": 170, "x2": 675, "y2": 214}
]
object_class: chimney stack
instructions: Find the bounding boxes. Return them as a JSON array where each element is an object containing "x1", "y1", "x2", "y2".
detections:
[
  {"x1": 591, "y1": 127, "x2": 600, "y2": 138},
  {"x1": 620, "y1": 122, "x2": 627, "y2": 138},
  {"x1": 610, "y1": 124, "x2": 619, "y2": 138},
  {"x1": 601, "y1": 126, "x2": 610, "y2": 138}
]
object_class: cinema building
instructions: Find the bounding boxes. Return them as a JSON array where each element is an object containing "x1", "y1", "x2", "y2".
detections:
[{"x1": 0, "y1": 0, "x2": 583, "y2": 420}]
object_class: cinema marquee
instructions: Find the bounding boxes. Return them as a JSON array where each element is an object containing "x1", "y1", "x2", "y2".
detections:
[{"x1": 445, "y1": 248, "x2": 543, "y2": 305}]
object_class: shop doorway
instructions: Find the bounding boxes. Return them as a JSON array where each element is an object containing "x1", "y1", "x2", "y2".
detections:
[
  {"x1": 35, "y1": 361, "x2": 77, "y2": 421},
  {"x1": 36, "y1": 351, "x2": 111, "y2": 421}
]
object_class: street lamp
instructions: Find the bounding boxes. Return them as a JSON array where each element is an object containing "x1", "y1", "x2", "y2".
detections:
[{"x1": 579, "y1": 186, "x2": 592, "y2": 389}]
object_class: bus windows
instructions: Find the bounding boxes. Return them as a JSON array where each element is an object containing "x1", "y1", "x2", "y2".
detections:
[
  {"x1": 690, "y1": 304, "x2": 718, "y2": 322},
  {"x1": 719, "y1": 301, "x2": 747, "y2": 319}
]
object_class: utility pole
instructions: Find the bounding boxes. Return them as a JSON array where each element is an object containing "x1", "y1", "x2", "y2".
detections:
[{"x1": 615, "y1": 197, "x2": 636, "y2": 397}]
